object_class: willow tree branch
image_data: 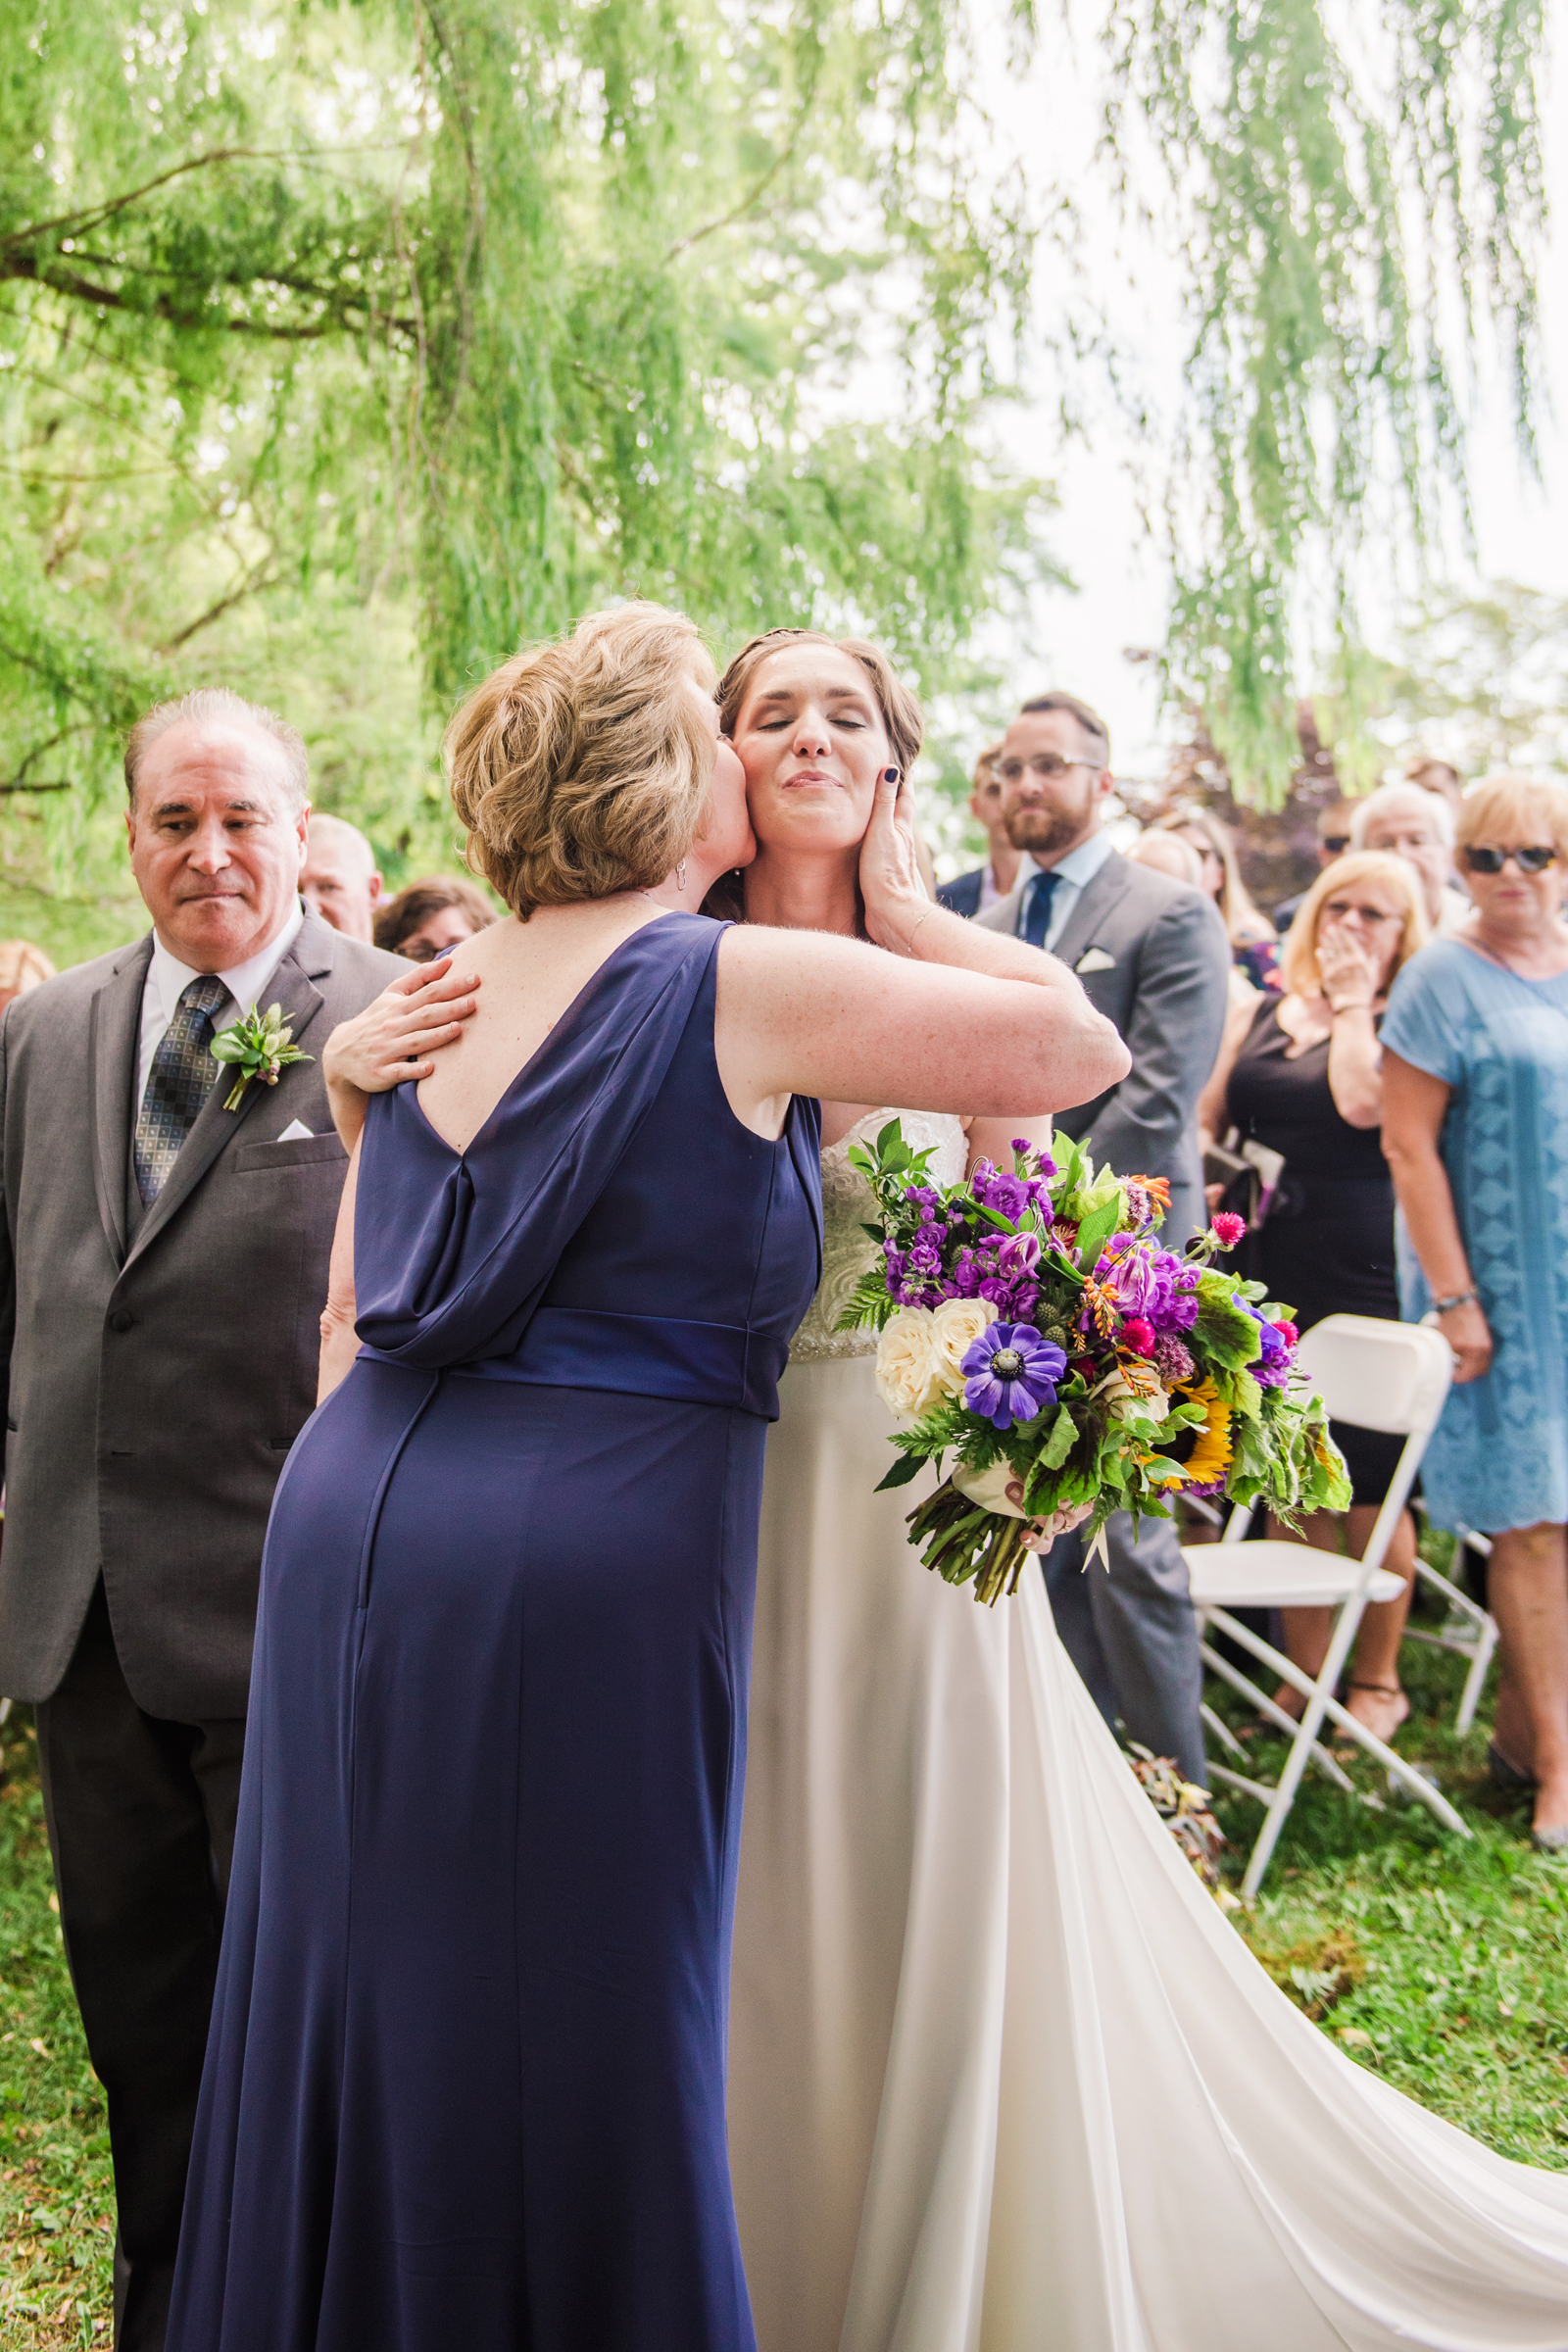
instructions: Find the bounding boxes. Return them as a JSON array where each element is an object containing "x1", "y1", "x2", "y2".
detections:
[{"x1": 1, "y1": 254, "x2": 417, "y2": 340}]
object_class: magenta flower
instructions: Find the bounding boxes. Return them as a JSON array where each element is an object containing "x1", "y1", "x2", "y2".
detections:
[
  {"x1": 1211, "y1": 1211, "x2": 1247, "y2": 1248},
  {"x1": 1121, "y1": 1316, "x2": 1156, "y2": 1356},
  {"x1": 960, "y1": 1322, "x2": 1067, "y2": 1431}
]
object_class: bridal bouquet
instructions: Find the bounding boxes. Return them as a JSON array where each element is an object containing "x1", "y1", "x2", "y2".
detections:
[{"x1": 838, "y1": 1123, "x2": 1349, "y2": 1604}]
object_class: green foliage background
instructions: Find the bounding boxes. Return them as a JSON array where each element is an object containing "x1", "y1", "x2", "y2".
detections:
[{"x1": 0, "y1": 0, "x2": 1549, "y2": 964}]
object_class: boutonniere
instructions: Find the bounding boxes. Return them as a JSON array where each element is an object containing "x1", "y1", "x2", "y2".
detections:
[{"x1": 210, "y1": 1003, "x2": 314, "y2": 1111}]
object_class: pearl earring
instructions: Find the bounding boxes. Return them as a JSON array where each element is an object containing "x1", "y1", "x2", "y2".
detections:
[{"x1": 676, "y1": 860, "x2": 687, "y2": 892}]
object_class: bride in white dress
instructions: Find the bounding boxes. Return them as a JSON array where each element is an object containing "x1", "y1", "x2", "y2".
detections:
[{"x1": 719, "y1": 626, "x2": 1568, "y2": 2352}]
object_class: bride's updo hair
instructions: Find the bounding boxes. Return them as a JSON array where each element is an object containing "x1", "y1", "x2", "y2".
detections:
[
  {"x1": 446, "y1": 603, "x2": 717, "y2": 918},
  {"x1": 715, "y1": 627, "x2": 924, "y2": 776}
]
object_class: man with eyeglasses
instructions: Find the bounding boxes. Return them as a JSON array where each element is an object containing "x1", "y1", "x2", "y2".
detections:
[
  {"x1": 974, "y1": 689, "x2": 1229, "y2": 1788},
  {"x1": 1272, "y1": 798, "x2": 1358, "y2": 930}
]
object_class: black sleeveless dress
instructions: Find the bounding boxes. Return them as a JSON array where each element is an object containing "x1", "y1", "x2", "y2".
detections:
[{"x1": 1223, "y1": 999, "x2": 1402, "y2": 1505}]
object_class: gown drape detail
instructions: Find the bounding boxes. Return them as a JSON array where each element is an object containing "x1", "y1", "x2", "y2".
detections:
[{"x1": 730, "y1": 1108, "x2": 1568, "y2": 2352}]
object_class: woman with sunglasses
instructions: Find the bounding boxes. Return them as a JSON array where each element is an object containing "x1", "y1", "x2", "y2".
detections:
[
  {"x1": 1197, "y1": 852, "x2": 1429, "y2": 1746},
  {"x1": 1381, "y1": 773, "x2": 1568, "y2": 1848}
]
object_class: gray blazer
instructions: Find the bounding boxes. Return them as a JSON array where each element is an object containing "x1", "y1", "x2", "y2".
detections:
[
  {"x1": 0, "y1": 912, "x2": 405, "y2": 1719},
  {"x1": 977, "y1": 851, "x2": 1230, "y2": 1240}
]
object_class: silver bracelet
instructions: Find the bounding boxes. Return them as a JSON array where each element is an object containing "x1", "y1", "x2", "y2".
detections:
[
  {"x1": 904, "y1": 908, "x2": 937, "y2": 957},
  {"x1": 1432, "y1": 1290, "x2": 1479, "y2": 1315}
]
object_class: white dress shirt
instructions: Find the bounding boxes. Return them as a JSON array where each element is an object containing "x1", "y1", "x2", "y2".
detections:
[
  {"x1": 136, "y1": 904, "x2": 306, "y2": 1112},
  {"x1": 1015, "y1": 828, "x2": 1116, "y2": 954}
]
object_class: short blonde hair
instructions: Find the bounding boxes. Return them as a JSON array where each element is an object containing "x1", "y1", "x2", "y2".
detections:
[
  {"x1": 1456, "y1": 770, "x2": 1568, "y2": 864},
  {"x1": 0, "y1": 940, "x2": 54, "y2": 997},
  {"x1": 1280, "y1": 851, "x2": 1428, "y2": 997},
  {"x1": 446, "y1": 604, "x2": 717, "y2": 919}
]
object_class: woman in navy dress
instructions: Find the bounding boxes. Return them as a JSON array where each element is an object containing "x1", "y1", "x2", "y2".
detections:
[{"x1": 166, "y1": 602, "x2": 1127, "y2": 2352}]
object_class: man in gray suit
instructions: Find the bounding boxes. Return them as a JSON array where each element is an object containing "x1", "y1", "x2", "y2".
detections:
[
  {"x1": 0, "y1": 688, "x2": 404, "y2": 2349},
  {"x1": 976, "y1": 690, "x2": 1229, "y2": 1783}
]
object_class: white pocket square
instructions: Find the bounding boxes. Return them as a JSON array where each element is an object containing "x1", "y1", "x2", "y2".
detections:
[
  {"x1": 275, "y1": 1118, "x2": 315, "y2": 1143},
  {"x1": 1075, "y1": 948, "x2": 1116, "y2": 974}
]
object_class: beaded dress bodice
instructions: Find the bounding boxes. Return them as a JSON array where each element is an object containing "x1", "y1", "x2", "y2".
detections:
[{"x1": 788, "y1": 1108, "x2": 969, "y2": 1361}]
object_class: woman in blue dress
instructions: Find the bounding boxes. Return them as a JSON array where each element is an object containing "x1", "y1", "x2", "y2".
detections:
[
  {"x1": 164, "y1": 601, "x2": 1126, "y2": 2352},
  {"x1": 1382, "y1": 771, "x2": 1568, "y2": 1850}
]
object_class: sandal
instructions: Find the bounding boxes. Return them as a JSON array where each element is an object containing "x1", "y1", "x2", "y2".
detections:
[{"x1": 1335, "y1": 1681, "x2": 1409, "y2": 1753}]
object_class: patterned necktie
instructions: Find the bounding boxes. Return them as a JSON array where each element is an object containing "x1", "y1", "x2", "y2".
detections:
[
  {"x1": 133, "y1": 974, "x2": 229, "y2": 1204},
  {"x1": 1020, "y1": 868, "x2": 1060, "y2": 951}
]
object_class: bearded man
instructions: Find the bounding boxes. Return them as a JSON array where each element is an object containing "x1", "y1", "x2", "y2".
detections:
[{"x1": 975, "y1": 690, "x2": 1229, "y2": 1786}]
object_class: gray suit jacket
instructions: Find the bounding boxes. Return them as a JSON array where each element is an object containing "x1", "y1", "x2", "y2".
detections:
[
  {"x1": 977, "y1": 851, "x2": 1230, "y2": 1241},
  {"x1": 0, "y1": 911, "x2": 405, "y2": 1718}
]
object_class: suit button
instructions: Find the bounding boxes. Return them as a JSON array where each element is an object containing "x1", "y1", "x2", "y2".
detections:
[{"x1": 109, "y1": 1310, "x2": 134, "y2": 1334}]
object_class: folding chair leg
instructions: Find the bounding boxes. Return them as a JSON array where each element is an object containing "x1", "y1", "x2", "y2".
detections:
[
  {"x1": 1202, "y1": 1603, "x2": 1470, "y2": 1894},
  {"x1": 1456, "y1": 1614, "x2": 1498, "y2": 1738},
  {"x1": 1200, "y1": 1701, "x2": 1247, "y2": 1760},
  {"x1": 1198, "y1": 1638, "x2": 1355, "y2": 1792}
]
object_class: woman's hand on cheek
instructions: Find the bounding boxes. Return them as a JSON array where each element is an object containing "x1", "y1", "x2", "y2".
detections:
[{"x1": 858, "y1": 767, "x2": 930, "y2": 954}]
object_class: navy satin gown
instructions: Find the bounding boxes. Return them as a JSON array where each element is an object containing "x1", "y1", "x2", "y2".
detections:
[{"x1": 167, "y1": 916, "x2": 821, "y2": 2352}]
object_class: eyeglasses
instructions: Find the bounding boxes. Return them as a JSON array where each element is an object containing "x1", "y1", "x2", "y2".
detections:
[
  {"x1": 996, "y1": 755, "x2": 1098, "y2": 784},
  {"x1": 1321, "y1": 834, "x2": 1350, "y2": 856},
  {"x1": 1323, "y1": 899, "x2": 1401, "y2": 925},
  {"x1": 1461, "y1": 845, "x2": 1558, "y2": 876}
]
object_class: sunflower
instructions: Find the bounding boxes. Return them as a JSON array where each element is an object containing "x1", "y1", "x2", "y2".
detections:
[
  {"x1": 1176, "y1": 1379, "x2": 1234, "y2": 1489},
  {"x1": 1140, "y1": 1454, "x2": 1189, "y2": 1492}
]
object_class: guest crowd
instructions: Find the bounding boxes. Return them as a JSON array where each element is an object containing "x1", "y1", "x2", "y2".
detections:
[{"x1": 1, "y1": 668, "x2": 1566, "y2": 2350}]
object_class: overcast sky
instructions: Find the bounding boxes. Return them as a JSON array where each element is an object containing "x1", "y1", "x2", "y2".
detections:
[{"x1": 961, "y1": 3, "x2": 1568, "y2": 781}]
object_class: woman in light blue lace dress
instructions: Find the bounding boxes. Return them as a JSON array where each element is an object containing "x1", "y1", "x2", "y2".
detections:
[{"x1": 1381, "y1": 772, "x2": 1568, "y2": 1848}]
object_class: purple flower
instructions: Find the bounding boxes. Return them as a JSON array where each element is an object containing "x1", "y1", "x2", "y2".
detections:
[
  {"x1": 980, "y1": 1171, "x2": 1032, "y2": 1223},
  {"x1": 998, "y1": 1231, "x2": 1042, "y2": 1279},
  {"x1": 1152, "y1": 1334, "x2": 1196, "y2": 1387},
  {"x1": 1240, "y1": 1300, "x2": 1289, "y2": 1367},
  {"x1": 960, "y1": 1322, "x2": 1068, "y2": 1432}
]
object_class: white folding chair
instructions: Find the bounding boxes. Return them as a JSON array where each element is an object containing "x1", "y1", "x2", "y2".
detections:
[
  {"x1": 1403, "y1": 1503, "x2": 1498, "y2": 1735},
  {"x1": 1183, "y1": 1314, "x2": 1470, "y2": 1895}
]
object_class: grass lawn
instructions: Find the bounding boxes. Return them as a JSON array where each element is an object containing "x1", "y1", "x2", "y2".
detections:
[
  {"x1": 0, "y1": 1618, "x2": 1564, "y2": 2346},
  {"x1": 0, "y1": 1708, "x2": 113, "y2": 2350}
]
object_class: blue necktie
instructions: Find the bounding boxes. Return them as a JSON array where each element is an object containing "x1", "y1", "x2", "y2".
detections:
[{"x1": 1020, "y1": 868, "x2": 1059, "y2": 951}]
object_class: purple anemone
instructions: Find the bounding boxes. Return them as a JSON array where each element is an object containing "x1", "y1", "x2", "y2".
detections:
[{"x1": 960, "y1": 1322, "x2": 1067, "y2": 1432}]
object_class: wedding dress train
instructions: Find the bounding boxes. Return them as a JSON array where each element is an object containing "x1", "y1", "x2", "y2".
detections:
[{"x1": 728, "y1": 1110, "x2": 1568, "y2": 2352}]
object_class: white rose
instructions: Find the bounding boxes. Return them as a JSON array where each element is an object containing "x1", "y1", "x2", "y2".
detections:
[
  {"x1": 875, "y1": 1309, "x2": 947, "y2": 1419},
  {"x1": 927, "y1": 1296, "x2": 1000, "y2": 1396}
]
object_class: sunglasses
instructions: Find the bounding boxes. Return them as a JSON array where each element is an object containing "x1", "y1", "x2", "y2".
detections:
[
  {"x1": 1461, "y1": 845, "x2": 1558, "y2": 876},
  {"x1": 1321, "y1": 834, "x2": 1350, "y2": 856}
]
